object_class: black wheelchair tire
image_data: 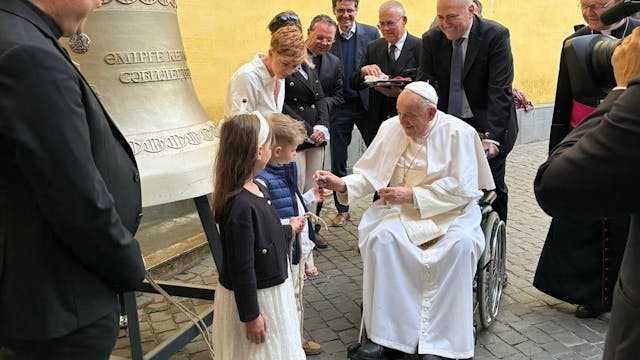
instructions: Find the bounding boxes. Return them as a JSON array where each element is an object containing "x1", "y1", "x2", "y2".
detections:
[{"x1": 477, "y1": 211, "x2": 506, "y2": 330}]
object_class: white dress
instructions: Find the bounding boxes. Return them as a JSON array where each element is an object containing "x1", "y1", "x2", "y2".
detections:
[
  {"x1": 338, "y1": 113, "x2": 494, "y2": 358},
  {"x1": 212, "y1": 272, "x2": 305, "y2": 360}
]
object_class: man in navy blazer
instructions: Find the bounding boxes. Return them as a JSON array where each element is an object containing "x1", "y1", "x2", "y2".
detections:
[
  {"x1": 534, "y1": 27, "x2": 640, "y2": 360},
  {"x1": 352, "y1": 0, "x2": 421, "y2": 146},
  {"x1": 328, "y1": 0, "x2": 379, "y2": 227},
  {"x1": 417, "y1": 0, "x2": 517, "y2": 222},
  {"x1": 0, "y1": 0, "x2": 145, "y2": 358}
]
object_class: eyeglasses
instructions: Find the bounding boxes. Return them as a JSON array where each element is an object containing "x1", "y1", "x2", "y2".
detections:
[
  {"x1": 377, "y1": 17, "x2": 403, "y2": 28},
  {"x1": 313, "y1": 36, "x2": 335, "y2": 44},
  {"x1": 578, "y1": 0, "x2": 614, "y2": 11}
]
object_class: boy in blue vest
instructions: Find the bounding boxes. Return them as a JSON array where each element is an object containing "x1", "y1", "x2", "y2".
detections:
[{"x1": 255, "y1": 113, "x2": 324, "y2": 355}]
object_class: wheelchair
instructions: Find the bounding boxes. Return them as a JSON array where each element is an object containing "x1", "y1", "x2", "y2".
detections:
[
  {"x1": 474, "y1": 190, "x2": 507, "y2": 332},
  {"x1": 347, "y1": 191, "x2": 506, "y2": 359}
]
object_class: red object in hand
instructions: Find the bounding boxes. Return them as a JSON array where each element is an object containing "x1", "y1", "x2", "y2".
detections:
[{"x1": 392, "y1": 76, "x2": 412, "y2": 81}]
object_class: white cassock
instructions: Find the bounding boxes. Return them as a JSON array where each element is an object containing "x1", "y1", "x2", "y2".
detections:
[{"x1": 337, "y1": 112, "x2": 494, "y2": 358}]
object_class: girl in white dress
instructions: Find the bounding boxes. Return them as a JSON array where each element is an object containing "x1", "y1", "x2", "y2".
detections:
[{"x1": 211, "y1": 113, "x2": 306, "y2": 359}]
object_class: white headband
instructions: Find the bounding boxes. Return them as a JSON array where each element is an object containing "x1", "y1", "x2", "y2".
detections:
[{"x1": 253, "y1": 111, "x2": 270, "y2": 146}]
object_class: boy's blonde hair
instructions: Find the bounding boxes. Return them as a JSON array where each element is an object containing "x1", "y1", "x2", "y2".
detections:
[{"x1": 268, "y1": 113, "x2": 307, "y2": 148}]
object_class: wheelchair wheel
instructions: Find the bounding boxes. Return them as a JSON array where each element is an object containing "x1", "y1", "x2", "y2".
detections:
[{"x1": 477, "y1": 211, "x2": 506, "y2": 330}]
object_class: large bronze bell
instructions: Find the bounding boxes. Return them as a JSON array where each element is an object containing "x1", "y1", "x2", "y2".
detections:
[{"x1": 66, "y1": 0, "x2": 218, "y2": 207}]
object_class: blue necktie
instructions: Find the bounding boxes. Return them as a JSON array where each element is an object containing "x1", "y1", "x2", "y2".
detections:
[{"x1": 448, "y1": 38, "x2": 464, "y2": 117}]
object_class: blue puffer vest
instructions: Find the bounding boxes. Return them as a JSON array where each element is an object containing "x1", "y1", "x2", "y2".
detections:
[{"x1": 255, "y1": 162, "x2": 316, "y2": 265}]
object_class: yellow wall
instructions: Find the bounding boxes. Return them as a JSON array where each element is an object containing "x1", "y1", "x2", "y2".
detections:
[{"x1": 177, "y1": 1, "x2": 584, "y2": 121}]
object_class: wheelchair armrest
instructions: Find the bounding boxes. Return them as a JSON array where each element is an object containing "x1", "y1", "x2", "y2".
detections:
[{"x1": 480, "y1": 190, "x2": 497, "y2": 206}]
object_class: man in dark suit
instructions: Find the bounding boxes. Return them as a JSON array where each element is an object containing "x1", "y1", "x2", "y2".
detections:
[
  {"x1": 534, "y1": 0, "x2": 640, "y2": 320},
  {"x1": 328, "y1": 0, "x2": 379, "y2": 227},
  {"x1": 534, "y1": 27, "x2": 640, "y2": 360},
  {"x1": 352, "y1": 0, "x2": 421, "y2": 145},
  {"x1": 308, "y1": 14, "x2": 345, "y2": 121},
  {"x1": 0, "y1": 0, "x2": 146, "y2": 358},
  {"x1": 306, "y1": 14, "x2": 345, "y2": 241},
  {"x1": 417, "y1": 0, "x2": 517, "y2": 222},
  {"x1": 549, "y1": 0, "x2": 639, "y2": 152}
]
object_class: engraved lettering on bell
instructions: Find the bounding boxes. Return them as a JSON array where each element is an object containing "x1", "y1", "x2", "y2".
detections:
[
  {"x1": 104, "y1": 50, "x2": 187, "y2": 65},
  {"x1": 143, "y1": 138, "x2": 166, "y2": 153},
  {"x1": 118, "y1": 68, "x2": 191, "y2": 84},
  {"x1": 69, "y1": 33, "x2": 91, "y2": 54}
]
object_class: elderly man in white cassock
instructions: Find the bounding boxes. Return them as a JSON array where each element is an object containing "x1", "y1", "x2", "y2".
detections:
[{"x1": 314, "y1": 81, "x2": 494, "y2": 360}]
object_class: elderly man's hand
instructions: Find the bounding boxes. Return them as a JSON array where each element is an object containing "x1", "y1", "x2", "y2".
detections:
[
  {"x1": 360, "y1": 64, "x2": 385, "y2": 78},
  {"x1": 378, "y1": 186, "x2": 414, "y2": 205},
  {"x1": 613, "y1": 27, "x2": 640, "y2": 87},
  {"x1": 313, "y1": 170, "x2": 347, "y2": 193}
]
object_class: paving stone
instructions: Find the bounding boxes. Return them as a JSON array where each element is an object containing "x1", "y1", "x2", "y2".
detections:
[{"x1": 515, "y1": 340, "x2": 545, "y2": 356}]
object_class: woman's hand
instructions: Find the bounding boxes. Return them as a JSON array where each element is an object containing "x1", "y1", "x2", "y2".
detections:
[
  {"x1": 289, "y1": 216, "x2": 306, "y2": 234},
  {"x1": 245, "y1": 314, "x2": 266, "y2": 344},
  {"x1": 309, "y1": 130, "x2": 325, "y2": 146}
]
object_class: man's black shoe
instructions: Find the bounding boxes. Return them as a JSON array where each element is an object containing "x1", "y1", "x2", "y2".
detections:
[
  {"x1": 418, "y1": 355, "x2": 470, "y2": 360},
  {"x1": 352, "y1": 342, "x2": 404, "y2": 359},
  {"x1": 418, "y1": 355, "x2": 455, "y2": 360},
  {"x1": 575, "y1": 305, "x2": 605, "y2": 318}
]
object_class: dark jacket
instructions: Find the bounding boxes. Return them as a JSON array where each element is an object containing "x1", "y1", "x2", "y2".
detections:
[
  {"x1": 283, "y1": 62, "x2": 329, "y2": 151},
  {"x1": 217, "y1": 182, "x2": 292, "y2": 322},
  {"x1": 0, "y1": 0, "x2": 145, "y2": 340},
  {"x1": 417, "y1": 14, "x2": 518, "y2": 155},
  {"x1": 255, "y1": 162, "x2": 316, "y2": 265},
  {"x1": 534, "y1": 76, "x2": 640, "y2": 360},
  {"x1": 314, "y1": 50, "x2": 345, "y2": 116},
  {"x1": 329, "y1": 22, "x2": 380, "y2": 110},
  {"x1": 548, "y1": 17, "x2": 640, "y2": 152},
  {"x1": 535, "y1": 18, "x2": 640, "y2": 311},
  {"x1": 534, "y1": 216, "x2": 629, "y2": 308},
  {"x1": 351, "y1": 32, "x2": 421, "y2": 145}
]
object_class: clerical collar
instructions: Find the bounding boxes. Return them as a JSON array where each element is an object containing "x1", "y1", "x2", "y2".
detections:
[
  {"x1": 596, "y1": 18, "x2": 628, "y2": 36},
  {"x1": 22, "y1": 0, "x2": 63, "y2": 38}
]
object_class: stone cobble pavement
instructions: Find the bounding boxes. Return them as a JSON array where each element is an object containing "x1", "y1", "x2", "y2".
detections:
[{"x1": 112, "y1": 140, "x2": 610, "y2": 359}]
